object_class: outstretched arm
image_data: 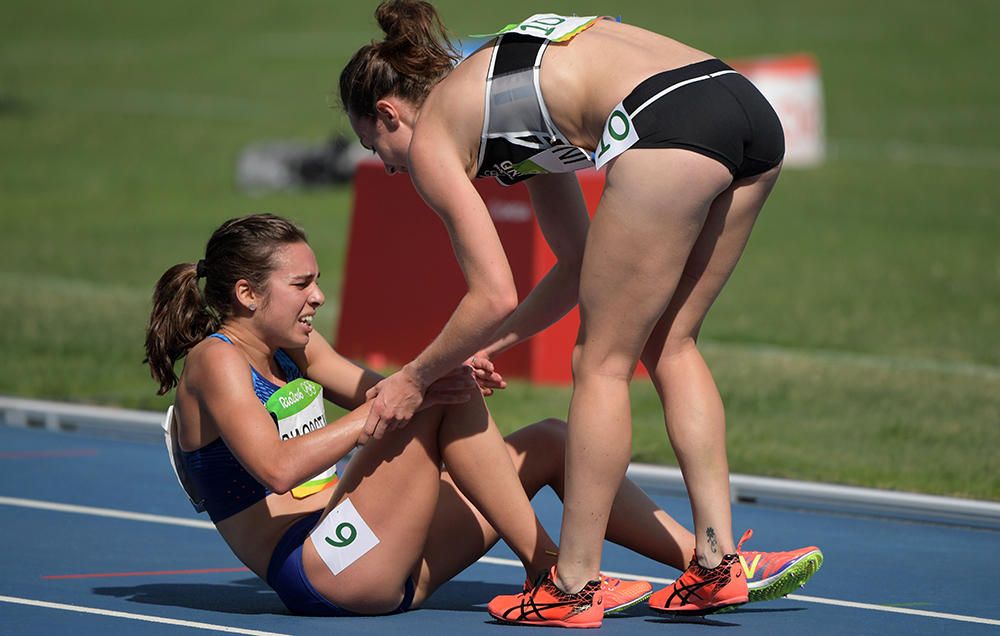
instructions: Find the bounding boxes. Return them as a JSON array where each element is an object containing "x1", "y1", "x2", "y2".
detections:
[
  {"x1": 473, "y1": 172, "x2": 590, "y2": 363},
  {"x1": 362, "y1": 136, "x2": 519, "y2": 438}
]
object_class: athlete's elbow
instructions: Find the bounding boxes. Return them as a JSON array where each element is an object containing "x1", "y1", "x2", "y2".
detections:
[
  {"x1": 485, "y1": 287, "x2": 519, "y2": 321},
  {"x1": 255, "y1": 463, "x2": 297, "y2": 495},
  {"x1": 259, "y1": 474, "x2": 293, "y2": 495}
]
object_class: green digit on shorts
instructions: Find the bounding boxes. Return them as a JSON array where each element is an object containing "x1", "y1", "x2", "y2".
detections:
[
  {"x1": 324, "y1": 522, "x2": 357, "y2": 548},
  {"x1": 597, "y1": 109, "x2": 630, "y2": 159},
  {"x1": 608, "y1": 110, "x2": 630, "y2": 141}
]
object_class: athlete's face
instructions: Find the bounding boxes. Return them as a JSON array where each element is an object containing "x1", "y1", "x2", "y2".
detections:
[
  {"x1": 255, "y1": 241, "x2": 325, "y2": 348},
  {"x1": 349, "y1": 98, "x2": 415, "y2": 176}
]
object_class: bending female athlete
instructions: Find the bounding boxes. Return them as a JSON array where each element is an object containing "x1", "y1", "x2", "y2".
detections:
[
  {"x1": 340, "y1": 1, "x2": 792, "y2": 625},
  {"x1": 144, "y1": 214, "x2": 819, "y2": 621}
]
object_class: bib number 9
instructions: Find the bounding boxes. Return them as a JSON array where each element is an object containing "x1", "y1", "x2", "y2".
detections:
[{"x1": 324, "y1": 522, "x2": 357, "y2": 548}]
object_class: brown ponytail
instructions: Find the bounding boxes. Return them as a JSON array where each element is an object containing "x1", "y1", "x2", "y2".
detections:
[
  {"x1": 340, "y1": 0, "x2": 459, "y2": 117},
  {"x1": 143, "y1": 214, "x2": 308, "y2": 395},
  {"x1": 144, "y1": 263, "x2": 219, "y2": 395}
]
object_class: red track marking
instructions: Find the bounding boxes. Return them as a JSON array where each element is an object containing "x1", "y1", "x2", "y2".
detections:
[
  {"x1": 0, "y1": 449, "x2": 99, "y2": 459},
  {"x1": 42, "y1": 567, "x2": 250, "y2": 579}
]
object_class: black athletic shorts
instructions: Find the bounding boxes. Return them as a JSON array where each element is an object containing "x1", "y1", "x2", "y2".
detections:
[{"x1": 620, "y1": 59, "x2": 785, "y2": 179}]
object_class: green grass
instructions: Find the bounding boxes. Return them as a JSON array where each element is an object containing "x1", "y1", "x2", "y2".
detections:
[{"x1": 1, "y1": 1, "x2": 997, "y2": 500}]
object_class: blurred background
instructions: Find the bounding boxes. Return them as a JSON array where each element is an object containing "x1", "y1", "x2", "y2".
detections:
[{"x1": 1, "y1": 0, "x2": 997, "y2": 499}]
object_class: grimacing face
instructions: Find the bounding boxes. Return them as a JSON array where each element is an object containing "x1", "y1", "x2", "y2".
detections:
[{"x1": 255, "y1": 241, "x2": 325, "y2": 348}]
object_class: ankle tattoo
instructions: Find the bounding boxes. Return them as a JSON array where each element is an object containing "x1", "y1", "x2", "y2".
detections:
[{"x1": 706, "y1": 527, "x2": 719, "y2": 554}]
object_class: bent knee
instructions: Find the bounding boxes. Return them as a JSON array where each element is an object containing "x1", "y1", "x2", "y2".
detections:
[
  {"x1": 571, "y1": 346, "x2": 639, "y2": 384},
  {"x1": 507, "y1": 417, "x2": 567, "y2": 457},
  {"x1": 333, "y1": 587, "x2": 409, "y2": 616},
  {"x1": 531, "y1": 417, "x2": 568, "y2": 446},
  {"x1": 642, "y1": 335, "x2": 699, "y2": 368}
]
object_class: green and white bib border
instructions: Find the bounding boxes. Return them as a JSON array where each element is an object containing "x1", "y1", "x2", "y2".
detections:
[
  {"x1": 265, "y1": 377, "x2": 338, "y2": 498},
  {"x1": 472, "y1": 14, "x2": 604, "y2": 42}
]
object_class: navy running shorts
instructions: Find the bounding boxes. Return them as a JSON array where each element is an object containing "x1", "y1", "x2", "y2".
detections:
[{"x1": 265, "y1": 510, "x2": 415, "y2": 616}]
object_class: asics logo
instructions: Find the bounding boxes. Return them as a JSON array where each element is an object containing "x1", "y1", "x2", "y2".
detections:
[{"x1": 665, "y1": 579, "x2": 708, "y2": 606}]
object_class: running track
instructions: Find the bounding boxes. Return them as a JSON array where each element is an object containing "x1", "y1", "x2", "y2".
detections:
[{"x1": 1, "y1": 415, "x2": 998, "y2": 635}]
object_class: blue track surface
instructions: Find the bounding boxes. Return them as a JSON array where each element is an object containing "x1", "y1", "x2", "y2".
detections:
[{"x1": 2, "y1": 424, "x2": 998, "y2": 635}]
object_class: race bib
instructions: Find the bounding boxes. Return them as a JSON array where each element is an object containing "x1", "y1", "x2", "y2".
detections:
[
  {"x1": 266, "y1": 378, "x2": 338, "y2": 499},
  {"x1": 472, "y1": 14, "x2": 604, "y2": 42},
  {"x1": 594, "y1": 101, "x2": 640, "y2": 169},
  {"x1": 514, "y1": 144, "x2": 594, "y2": 175},
  {"x1": 309, "y1": 498, "x2": 379, "y2": 576}
]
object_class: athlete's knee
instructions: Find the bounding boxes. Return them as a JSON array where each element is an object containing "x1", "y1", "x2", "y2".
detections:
[
  {"x1": 571, "y1": 344, "x2": 637, "y2": 384},
  {"x1": 642, "y1": 335, "x2": 701, "y2": 382},
  {"x1": 514, "y1": 418, "x2": 569, "y2": 492},
  {"x1": 334, "y1": 585, "x2": 409, "y2": 615},
  {"x1": 653, "y1": 334, "x2": 699, "y2": 363},
  {"x1": 512, "y1": 418, "x2": 567, "y2": 461},
  {"x1": 530, "y1": 417, "x2": 568, "y2": 447}
]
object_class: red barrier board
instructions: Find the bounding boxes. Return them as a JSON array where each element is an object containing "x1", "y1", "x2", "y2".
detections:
[{"x1": 335, "y1": 159, "x2": 604, "y2": 384}]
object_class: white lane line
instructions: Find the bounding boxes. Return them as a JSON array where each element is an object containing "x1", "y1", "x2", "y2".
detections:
[
  {"x1": 479, "y1": 557, "x2": 1000, "y2": 626},
  {"x1": 790, "y1": 593, "x2": 1000, "y2": 627},
  {"x1": 0, "y1": 496, "x2": 214, "y2": 529},
  {"x1": 0, "y1": 595, "x2": 291, "y2": 635},
  {"x1": 6, "y1": 497, "x2": 999, "y2": 627}
]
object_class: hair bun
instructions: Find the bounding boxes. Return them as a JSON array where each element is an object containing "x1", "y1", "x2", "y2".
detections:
[{"x1": 376, "y1": 0, "x2": 432, "y2": 44}]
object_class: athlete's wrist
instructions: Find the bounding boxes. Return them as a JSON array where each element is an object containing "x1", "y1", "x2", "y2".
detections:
[{"x1": 400, "y1": 362, "x2": 432, "y2": 394}]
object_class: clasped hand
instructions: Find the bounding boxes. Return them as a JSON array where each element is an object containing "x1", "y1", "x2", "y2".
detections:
[
  {"x1": 466, "y1": 353, "x2": 507, "y2": 396},
  {"x1": 359, "y1": 364, "x2": 480, "y2": 444}
]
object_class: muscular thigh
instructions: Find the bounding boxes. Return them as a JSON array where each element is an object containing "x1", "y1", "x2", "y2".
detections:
[
  {"x1": 644, "y1": 164, "x2": 782, "y2": 362},
  {"x1": 576, "y1": 148, "x2": 732, "y2": 374},
  {"x1": 299, "y1": 409, "x2": 444, "y2": 612}
]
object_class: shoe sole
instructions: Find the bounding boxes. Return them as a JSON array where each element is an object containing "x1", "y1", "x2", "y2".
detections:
[
  {"x1": 489, "y1": 613, "x2": 603, "y2": 628},
  {"x1": 603, "y1": 590, "x2": 653, "y2": 615},
  {"x1": 648, "y1": 596, "x2": 748, "y2": 617},
  {"x1": 746, "y1": 550, "x2": 824, "y2": 603}
]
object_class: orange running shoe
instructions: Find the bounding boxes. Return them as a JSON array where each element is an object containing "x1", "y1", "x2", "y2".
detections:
[
  {"x1": 648, "y1": 553, "x2": 748, "y2": 615},
  {"x1": 490, "y1": 566, "x2": 604, "y2": 628},
  {"x1": 599, "y1": 573, "x2": 653, "y2": 614},
  {"x1": 523, "y1": 572, "x2": 652, "y2": 615},
  {"x1": 737, "y1": 529, "x2": 824, "y2": 603}
]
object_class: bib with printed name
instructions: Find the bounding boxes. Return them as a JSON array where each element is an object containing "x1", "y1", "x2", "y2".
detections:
[{"x1": 265, "y1": 377, "x2": 338, "y2": 499}]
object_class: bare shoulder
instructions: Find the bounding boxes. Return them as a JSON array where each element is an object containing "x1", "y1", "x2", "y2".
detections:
[
  {"x1": 174, "y1": 337, "x2": 256, "y2": 450},
  {"x1": 182, "y1": 337, "x2": 253, "y2": 395},
  {"x1": 413, "y1": 47, "x2": 493, "y2": 175}
]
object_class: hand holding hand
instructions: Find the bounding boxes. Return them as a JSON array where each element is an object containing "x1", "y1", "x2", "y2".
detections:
[
  {"x1": 422, "y1": 365, "x2": 479, "y2": 409},
  {"x1": 465, "y1": 353, "x2": 507, "y2": 396},
  {"x1": 362, "y1": 368, "x2": 426, "y2": 441}
]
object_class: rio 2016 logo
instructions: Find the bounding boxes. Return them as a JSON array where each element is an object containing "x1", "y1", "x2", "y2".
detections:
[{"x1": 324, "y1": 522, "x2": 357, "y2": 547}]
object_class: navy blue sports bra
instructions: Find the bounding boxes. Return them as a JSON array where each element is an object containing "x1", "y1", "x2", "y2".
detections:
[{"x1": 179, "y1": 334, "x2": 302, "y2": 523}]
